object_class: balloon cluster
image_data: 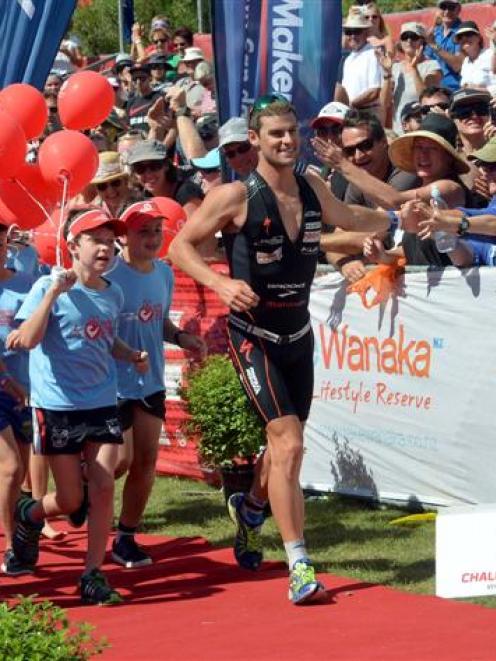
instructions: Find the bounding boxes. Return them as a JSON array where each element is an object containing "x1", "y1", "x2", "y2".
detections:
[{"x1": 0, "y1": 72, "x2": 114, "y2": 266}]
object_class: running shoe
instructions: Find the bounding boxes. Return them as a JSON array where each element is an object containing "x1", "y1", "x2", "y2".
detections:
[
  {"x1": 227, "y1": 492, "x2": 263, "y2": 571},
  {"x1": 112, "y1": 535, "x2": 152, "y2": 568},
  {"x1": 288, "y1": 560, "x2": 325, "y2": 605},
  {"x1": 80, "y1": 568, "x2": 123, "y2": 606},
  {"x1": 1, "y1": 549, "x2": 34, "y2": 576},
  {"x1": 68, "y1": 481, "x2": 89, "y2": 528},
  {"x1": 12, "y1": 496, "x2": 42, "y2": 567}
]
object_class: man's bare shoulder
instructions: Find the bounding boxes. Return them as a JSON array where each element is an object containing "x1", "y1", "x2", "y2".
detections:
[{"x1": 204, "y1": 180, "x2": 246, "y2": 206}]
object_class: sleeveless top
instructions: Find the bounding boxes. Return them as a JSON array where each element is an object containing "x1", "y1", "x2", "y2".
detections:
[{"x1": 223, "y1": 171, "x2": 322, "y2": 335}]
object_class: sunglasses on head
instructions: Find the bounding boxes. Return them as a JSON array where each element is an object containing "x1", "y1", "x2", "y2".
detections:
[
  {"x1": 401, "y1": 32, "x2": 420, "y2": 41},
  {"x1": 451, "y1": 103, "x2": 489, "y2": 120},
  {"x1": 153, "y1": 38, "x2": 168, "y2": 45},
  {"x1": 342, "y1": 137, "x2": 375, "y2": 158},
  {"x1": 96, "y1": 179, "x2": 123, "y2": 192},
  {"x1": 133, "y1": 160, "x2": 164, "y2": 175},
  {"x1": 439, "y1": 2, "x2": 458, "y2": 10},
  {"x1": 223, "y1": 142, "x2": 251, "y2": 159},
  {"x1": 316, "y1": 124, "x2": 342, "y2": 138},
  {"x1": 344, "y1": 28, "x2": 364, "y2": 36},
  {"x1": 421, "y1": 102, "x2": 450, "y2": 114},
  {"x1": 250, "y1": 93, "x2": 290, "y2": 117}
]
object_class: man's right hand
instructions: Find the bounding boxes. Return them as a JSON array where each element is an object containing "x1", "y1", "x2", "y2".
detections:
[
  {"x1": 214, "y1": 276, "x2": 259, "y2": 311},
  {"x1": 50, "y1": 268, "x2": 77, "y2": 295}
]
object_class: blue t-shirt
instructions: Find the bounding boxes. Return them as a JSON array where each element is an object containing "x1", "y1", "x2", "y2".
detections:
[
  {"x1": 425, "y1": 19, "x2": 461, "y2": 91},
  {"x1": 458, "y1": 196, "x2": 496, "y2": 266},
  {"x1": 6, "y1": 245, "x2": 42, "y2": 279},
  {"x1": 0, "y1": 271, "x2": 33, "y2": 390},
  {"x1": 16, "y1": 276, "x2": 124, "y2": 410},
  {"x1": 106, "y1": 257, "x2": 174, "y2": 399}
]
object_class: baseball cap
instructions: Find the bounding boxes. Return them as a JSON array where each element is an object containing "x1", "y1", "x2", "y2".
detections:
[
  {"x1": 127, "y1": 140, "x2": 168, "y2": 165},
  {"x1": 468, "y1": 138, "x2": 496, "y2": 164},
  {"x1": 400, "y1": 22, "x2": 427, "y2": 39},
  {"x1": 67, "y1": 209, "x2": 126, "y2": 241},
  {"x1": 218, "y1": 117, "x2": 249, "y2": 148},
  {"x1": 401, "y1": 101, "x2": 422, "y2": 122},
  {"x1": 120, "y1": 200, "x2": 164, "y2": 228},
  {"x1": 310, "y1": 102, "x2": 350, "y2": 128},
  {"x1": 455, "y1": 21, "x2": 481, "y2": 41},
  {"x1": 182, "y1": 47, "x2": 204, "y2": 62},
  {"x1": 191, "y1": 148, "x2": 220, "y2": 171},
  {"x1": 115, "y1": 53, "x2": 133, "y2": 70},
  {"x1": 450, "y1": 87, "x2": 491, "y2": 110},
  {"x1": 148, "y1": 53, "x2": 173, "y2": 68}
]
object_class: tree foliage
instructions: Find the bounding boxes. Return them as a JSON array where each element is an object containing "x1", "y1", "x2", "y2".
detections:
[{"x1": 342, "y1": 0, "x2": 472, "y2": 16}]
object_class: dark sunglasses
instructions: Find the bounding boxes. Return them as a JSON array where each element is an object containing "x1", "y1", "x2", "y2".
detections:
[
  {"x1": 316, "y1": 124, "x2": 341, "y2": 138},
  {"x1": 223, "y1": 142, "x2": 251, "y2": 159},
  {"x1": 173, "y1": 41, "x2": 187, "y2": 48},
  {"x1": 366, "y1": 14, "x2": 380, "y2": 20},
  {"x1": 344, "y1": 28, "x2": 364, "y2": 36},
  {"x1": 401, "y1": 32, "x2": 420, "y2": 41},
  {"x1": 153, "y1": 38, "x2": 168, "y2": 45},
  {"x1": 342, "y1": 137, "x2": 375, "y2": 158},
  {"x1": 133, "y1": 161, "x2": 164, "y2": 175},
  {"x1": 96, "y1": 179, "x2": 123, "y2": 192},
  {"x1": 451, "y1": 103, "x2": 489, "y2": 120},
  {"x1": 249, "y1": 93, "x2": 290, "y2": 118},
  {"x1": 421, "y1": 102, "x2": 450, "y2": 114},
  {"x1": 439, "y1": 2, "x2": 458, "y2": 10}
]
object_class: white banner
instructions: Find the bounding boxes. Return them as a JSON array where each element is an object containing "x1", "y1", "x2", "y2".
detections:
[{"x1": 302, "y1": 267, "x2": 496, "y2": 506}]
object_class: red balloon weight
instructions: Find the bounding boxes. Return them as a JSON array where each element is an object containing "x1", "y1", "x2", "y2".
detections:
[
  {"x1": 0, "y1": 84, "x2": 47, "y2": 140},
  {"x1": 58, "y1": 71, "x2": 115, "y2": 131},
  {"x1": 38, "y1": 130, "x2": 99, "y2": 198},
  {"x1": 0, "y1": 163, "x2": 58, "y2": 230},
  {"x1": 151, "y1": 197, "x2": 187, "y2": 258},
  {"x1": 32, "y1": 213, "x2": 71, "y2": 268},
  {"x1": 0, "y1": 109, "x2": 27, "y2": 180}
]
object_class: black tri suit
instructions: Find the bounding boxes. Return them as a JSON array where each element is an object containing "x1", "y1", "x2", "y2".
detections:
[{"x1": 223, "y1": 170, "x2": 322, "y2": 424}]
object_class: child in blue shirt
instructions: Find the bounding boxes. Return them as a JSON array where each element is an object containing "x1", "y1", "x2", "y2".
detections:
[
  {"x1": 107, "y1": 200, "x2": 206, "y2": 568},
  {"x1": 8, "y1": 207, "x2": 149, "y2": 605},
  {"x1": 0, "y1": 223, "x2": 34, "y2": 576}
]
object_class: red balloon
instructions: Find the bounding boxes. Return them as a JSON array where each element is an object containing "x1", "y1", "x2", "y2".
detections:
[
  {"x1": 151, "y1": 197, "x2": 187, "y2": 258},
  {"x1": 0, "y1": 84, "x2": 47, "y2": 140},
  {"x1": 0, "y1": 109, "x2": 27, "y2": 179},
  {"x1": 0, "y1": 163, "x2": 58, "y2": 230},
  {"x1": 58, "y1": 71, "x2": 115, "y2": 130},
  {"x1": 38, "y1": 130, "x2": 99, "y2": 198},
  {"x1": 0, "y1": 198, "x2": 18, "y2": 226},
  {"x1": 32, "y1": 212, "x2": 71, "y2": 268}
]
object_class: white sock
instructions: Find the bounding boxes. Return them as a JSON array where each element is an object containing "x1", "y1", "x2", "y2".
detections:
[{"x1": 284, "y1": 539, "x2": 309, "y2": 569}]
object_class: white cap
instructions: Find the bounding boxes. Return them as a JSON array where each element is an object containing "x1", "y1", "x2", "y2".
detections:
[
  {"x1": 310, "y1": 102, "x2": 350, "y2": 128},
  {"x1": 182, "y1": 47, "x2": 204, "y2": 63},
  {"x1": 400, "y1": 22, "x2": 427, "y2": 39}
]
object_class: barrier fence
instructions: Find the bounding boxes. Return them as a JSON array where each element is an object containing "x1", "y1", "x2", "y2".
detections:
[{"x1": 157, "y1": 264, "x2": 496, "y2": 507}]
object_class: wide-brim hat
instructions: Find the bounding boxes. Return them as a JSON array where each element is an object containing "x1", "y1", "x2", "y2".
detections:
[
  {"x1": 389, "y1": 114, "x2": 469, "y2": 175},
  {"x1": 91, "y1": 151, "x2": 127, "y2": 184},
  {"x1": 468, "y1": 138, "x2": 496, "y2": 164},
  {"x1": 343, "y1": 13, "x2": 370, "y2": 30},
  {"x1": 182, "y1": 47, "x2": 204, "y2": 62}
]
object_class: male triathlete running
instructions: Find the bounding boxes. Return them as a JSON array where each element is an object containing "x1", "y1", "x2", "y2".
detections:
[{"x1": 169, "y1": 95, "x2": 398, "y2": 604}]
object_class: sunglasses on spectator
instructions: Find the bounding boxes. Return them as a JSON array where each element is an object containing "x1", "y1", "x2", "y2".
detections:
[
  {"x1": 421, "y1": 102, "x2": 450, "y2": 114},
  {"x1": 439, "y1": 2, "x2": 458, "y2": 10},
  {"x1": 366, "y1": 14, "x2": 380, "y2": 20},
  {"x1": 342, "y1": 137, "x2": 375, "y2": 157},
  {"x1": 222, "y1": 143, "x2": 251, "y2": 159},
  {"x1": 401, "y1": 32, "x2": 420, "y2": 41},
  {"x1": 173, "y1": 41, "x2": 188, "y2": 49},
  {"x1": 344, "y1": 28, "x2": 364, "y2": 36},
  {"x1": 153, "y1": 38, "x2": 168, "y2": 45},
  {"x1": 451, "y1": 103, "x2": 489, "y2": 120},
  {"x1": 316, "y1": 125, "x2": 342, "y2": 139},
  {"x1": 475, "y1": 161, "x2": 496, "y2": 172},
  {"x1": 249, "y1": 93, "x2": 290, "y2": 120},
  {"x1": 133, "y1": 161, "x2": 164, "y2": 175},
  {"x1": 96, "y1": 180, "x2": 123, "y2": 192}
]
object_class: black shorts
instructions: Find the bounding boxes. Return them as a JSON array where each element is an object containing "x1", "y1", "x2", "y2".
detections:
[
  {"x1": 33, "y1": 406, "x2": 123, "y2": 455},
  {"x1": 117, "y1": 390, "x2": 166, "y2": 432},
  {"x1": 0, "y1": 392, "x2": 32, "y2": 445},
  {"x1": 227, "y1": 325, "x2": 314, "y2": 424}
]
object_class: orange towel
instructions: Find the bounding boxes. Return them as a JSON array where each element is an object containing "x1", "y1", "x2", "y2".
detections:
[{"x1": 347, "y1": 259, "x2": 406, "y2": 309}]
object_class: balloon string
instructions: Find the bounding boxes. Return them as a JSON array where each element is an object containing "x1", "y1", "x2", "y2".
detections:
[
  {"x1": 13, "y1": 178, "x2": 53, "y2": 226},
  {"x1": 56, "y1": 177, "x2": 69, "y2": 267}
]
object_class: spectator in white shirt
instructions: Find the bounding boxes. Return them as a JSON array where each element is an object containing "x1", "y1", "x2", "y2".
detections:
[{"x1": 455, "y1": 21, "x2": 496, "y2": 89}]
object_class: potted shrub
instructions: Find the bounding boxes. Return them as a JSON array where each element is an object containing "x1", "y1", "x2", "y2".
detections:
[{"x1": 182, "y1": 354, "x2": 265, "y2": 500}]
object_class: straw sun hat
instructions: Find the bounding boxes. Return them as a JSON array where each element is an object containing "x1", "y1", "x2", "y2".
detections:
[
  {"x1": 91, "y1": 151, "x2": 127, "y2": 185},
  {"x1": 389, "y1": 114, "x2": 469, "y2": 175}
]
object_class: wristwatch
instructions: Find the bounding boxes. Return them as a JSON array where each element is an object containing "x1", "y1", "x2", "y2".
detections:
[
  {"x1": 456, "y1": 215, "x2": 470, "y2": 236},
  {"x1": 174, "y1": 107, "x2": 191, "y2": 118}
]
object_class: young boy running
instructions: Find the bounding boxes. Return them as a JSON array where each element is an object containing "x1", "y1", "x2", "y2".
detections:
[
  {"x1": 107, "y1": 200, "x2": 206, "y2": 568},
  {"x1": 0, "y1": 223, "x2": 35, "y2": 575},
  {"x1": 7, "y1": 207, "x2": 149, "y2": 604}
]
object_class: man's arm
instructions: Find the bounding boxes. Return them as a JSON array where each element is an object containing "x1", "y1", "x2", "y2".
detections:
[
  {"x1": 168, "y1": 183, "x2": 260, "y2": 311},
  {"x1": 350, "y1": 87, "x2": 380, "y2": 109},
  {"x1": 320, "y1": 229, "x2": 372, "y2": 254}
]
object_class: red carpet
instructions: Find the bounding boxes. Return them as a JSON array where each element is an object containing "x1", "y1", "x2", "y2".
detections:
[{"x1": 2, "y1": 528, "x2": 496, "y2": 660}]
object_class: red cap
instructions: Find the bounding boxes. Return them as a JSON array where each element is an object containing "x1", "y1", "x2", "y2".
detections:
[
  {"x1": 67, "y1": 209, "x2": 126, "y2": 241},
  {"x1": 119, "y1": 200, "x2": 164, "y2": 229}
]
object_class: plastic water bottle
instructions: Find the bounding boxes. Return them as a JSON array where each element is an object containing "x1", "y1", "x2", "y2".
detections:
[{"x1": 431, "y1": 186, "x2": 458, "y2": 253}]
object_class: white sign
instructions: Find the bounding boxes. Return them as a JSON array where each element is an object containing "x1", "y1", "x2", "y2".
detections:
[
  {"x1": 302, "y1": 268, "x2": 496, "y2": 506},
  {"x1": 436, "y1": 505, "x2": 496, "y2": 598}
]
